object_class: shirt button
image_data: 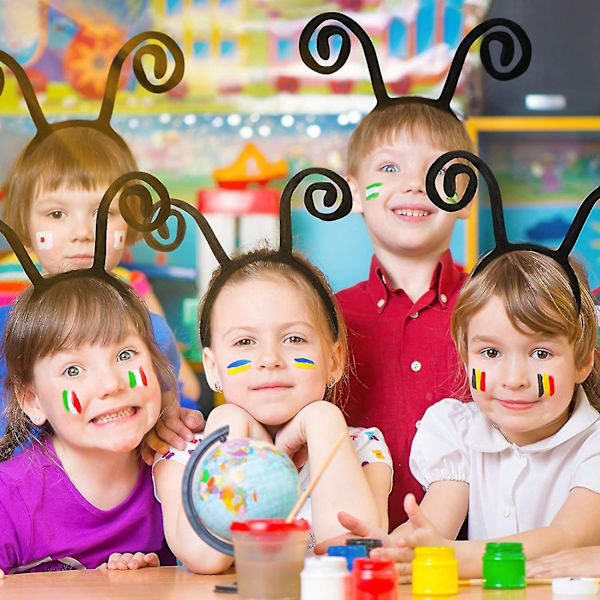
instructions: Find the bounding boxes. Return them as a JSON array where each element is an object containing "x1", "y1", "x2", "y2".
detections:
[
  {"x1": 440, "y1": 293, "x2": 448, "y2": 304},
  {"x1": 409, "y1": 312, "x2": 419, "y2": 319},
  {"x1": 415, "y1": 420, "x2": 421, "y2": 428},
  {"x1": 377, "y1": 298, "x2": 385, "y2": 308},
  {"x1": 503, "y1": 507, "x2": 512, "y2": 518},
  {"x1": 411, "y1": 361, "x2": 422, "y2": 372}
]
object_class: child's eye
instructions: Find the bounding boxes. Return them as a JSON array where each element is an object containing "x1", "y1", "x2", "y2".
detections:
[
  {"x1": 64, "y1": 365, "x2": 81, "y2": 377},
  {"x1": 48, "y1": 210, "x2": 64, "y2": 220},
  {"x1": 117, "y1": 349, "x2": 135, "y2": 362},
  {"x1": 234, "y1": 338, "x2": 254, "y2": 346},
  {"x1": 380, "y1": 164, "x2": 398, "y2": 173},
  {"x1": 481, "y1": 348, "x2": 499, "y2": 359},
  {"x1": 532, "y1": 349, "x2": 551, "y2": 360},
  {"x1": 284, "y1": 335, "x2": 305, "y2": 344}
]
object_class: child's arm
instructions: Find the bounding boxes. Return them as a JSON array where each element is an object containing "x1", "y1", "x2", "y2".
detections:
[
  {"x1": 275, "y1": 401, "x2": 379, "y2": 544},
  {"x1": 527, "y1": 546, "x2": 600, "y2": 578},
  {"x1": 98, "y1": 552, "x2": 160, "y2": 570},
  {"x1": 362, "y1": 463, "x2": 391, "y2": 531}
]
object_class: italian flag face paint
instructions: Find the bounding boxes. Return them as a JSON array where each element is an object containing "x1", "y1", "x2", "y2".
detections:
[
  {"x1": 537, "y1": 373, "x2": 555, "y2": 397},
  {"x1": 128, "y1": 366, "x2": 148, "y2": 388},
  {"x1": 471, "y1": 368, "x2": 486, "y2": 392},
  {"x1": 63, "y1": 390, "x2": 82, "y2": 414},
  {"x1": 36, "y1": 231, "x2": 53, "y2": 250}
]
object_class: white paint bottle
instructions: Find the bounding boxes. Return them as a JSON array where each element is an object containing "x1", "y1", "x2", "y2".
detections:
[{"x1": 301, "y1": 556, "x2": 349, "y2": 600}]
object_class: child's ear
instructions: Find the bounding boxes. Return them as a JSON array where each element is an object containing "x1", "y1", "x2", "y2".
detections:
[
  {"x1": 15, "y1": 384, "x2": 47, "y2": 427},
  {"x1": 346, "y1": 175, "x2": 364, "y2": 214},
  {"x1": 575, "y1": 349, "x2": 596, "y2": 384},
  {"x1": 328, "y1": 341, "x2": 345, "y2": 384},
  {"x1": 202, "y1": 347, "x2": 220, "y2": 392}
]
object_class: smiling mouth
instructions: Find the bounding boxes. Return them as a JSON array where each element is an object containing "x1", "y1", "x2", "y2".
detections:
[
  {"x1": 252, "y1": 384, "x2": 293, "y2": 392},
  {"x1": 393, "y1": 209, "x2": 430, "y2": 217},
  {"x1": 92, "y1": 407, "x2": 137, "y2": 425},
  {"x1": 497, "y1": 400, "x2": 537, "y2": 411}
]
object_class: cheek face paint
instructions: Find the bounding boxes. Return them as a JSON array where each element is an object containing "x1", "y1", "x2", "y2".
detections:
[
  {"x1": 471, "y1": 368, "x2": 486, "y2": 392},
  {"x1": 293, "y1": 357, "x2": 316, "y2": 370},
  {"x1": 227, "y1": 359, "x2": 251, "y2": 375},
  {"x1": 114, "y1": 230, "x2": 125, "y2": 250},
  {"x1": 63, "y1": 390, "x2": 82, "y2": 414},
  {"x1": 36, "y1": 231, "x2": 53, "y2": 250},
  {"x1": 129, "y1": 366, "x2": 148, "y2": 388},
  {"x1": 537, "y1": 373, "x2": 555, "y2": 397},
  {"x1": 365, "y1": 182, "x2": 382, "y2": 201}
]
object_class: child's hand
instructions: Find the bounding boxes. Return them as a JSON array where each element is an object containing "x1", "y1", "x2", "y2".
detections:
[
  {"x1": 0, "y1": 568, "x2": 4, "y2": 578},
  {"x1": 314, "y1": 510, "x2": 391, "y2": 554},
  {"x1": 141, "y1": 407, "x2": 205, "y2": 465},
  {"x1": 98, "y1": 552, "x2": 160, "y2": 570},
  {"x1": 527, "y1": 547, "x2": 600, "y2": 578}
]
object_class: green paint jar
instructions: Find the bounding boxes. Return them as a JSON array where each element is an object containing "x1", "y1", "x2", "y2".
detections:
[{"x1": 482, "y1": 543, "x2": 526, "y2": 589}]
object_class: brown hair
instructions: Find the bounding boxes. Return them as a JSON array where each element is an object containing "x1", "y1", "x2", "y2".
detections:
[
  {"x1": 0, "y1": 276, "x2": 177, "y2": 460},
  {"x1": 346, "y1": 103, "x2": 474, "y2": 178},
  {"x1": 2, "y1": 127, "x2": 141, "y2": 247},
  {"x1": 200, "y1": 247, "x2": 348, "y2": 406},
  {"x1": 451, "y1": 251, "x2": 600, "y2": 410}
]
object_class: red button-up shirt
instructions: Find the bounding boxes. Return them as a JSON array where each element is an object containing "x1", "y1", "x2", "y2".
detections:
[{"x1": 336, "y1": 250, "x2": 469, "y2": 529}]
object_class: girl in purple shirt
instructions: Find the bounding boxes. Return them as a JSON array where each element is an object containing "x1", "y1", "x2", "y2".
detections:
[{"x1": 0, "y1": 275, "x2": 178, "y2": 575}]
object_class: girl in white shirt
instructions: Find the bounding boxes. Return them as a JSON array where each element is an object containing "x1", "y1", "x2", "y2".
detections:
[{"x1": 335, "y1": 250, "x2": 600, "y2": 579}]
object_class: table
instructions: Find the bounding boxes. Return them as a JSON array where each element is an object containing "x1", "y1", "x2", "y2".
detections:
[{"x1": 0, "y1": 566, "x2": 558, "y2": 600}]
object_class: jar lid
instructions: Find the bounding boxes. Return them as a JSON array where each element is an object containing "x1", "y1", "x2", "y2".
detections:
[
  {"x1": 485, "y1": 542, "x2": 523, "y2": 553},
  {"x1": 353, "y1": 558, "x2": 395, "y2": 572},
  {"x1": 303, "y1": 556, "x2": 348, "y2": 574},
  {"x1": 414, "y1": 546, "x2": 457, "y2": 560},
  {"x1": 552, "y1": 578, "x2": 599, "y2": 595},
  {"x1": 230, "y1": 518, "x2": 309, "y2": 532}
]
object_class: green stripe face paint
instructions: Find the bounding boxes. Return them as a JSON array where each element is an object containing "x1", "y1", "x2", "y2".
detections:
[{"x1": 365, "y1": 182, "x2": 382, "y2": 201}]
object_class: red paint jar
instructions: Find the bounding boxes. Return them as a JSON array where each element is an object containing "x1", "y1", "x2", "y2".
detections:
[{"x1": 351, "y1": 558, "x2": 398, "y2": 600}]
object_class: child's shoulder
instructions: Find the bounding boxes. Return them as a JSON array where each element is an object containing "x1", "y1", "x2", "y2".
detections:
[{"x1": 0, "y1": 439, "x2": 55, "y2": 492}]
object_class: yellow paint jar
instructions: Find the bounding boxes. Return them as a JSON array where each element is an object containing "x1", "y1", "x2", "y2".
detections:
[{"x1": 412, "y1": 546, "x2": 459, "y2": 595}]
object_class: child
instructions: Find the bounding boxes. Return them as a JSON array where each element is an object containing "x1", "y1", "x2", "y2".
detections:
[
  {"x1": 332, "y1": 250, "x2": 600, "y2": 579},
  {"x1": 151, "y1": 168, "x2": 393, "y2": 573},
  {"x1": 299, "y1": 12, "x2": 531, "y2": 528},
  {"x1": 0, "y1": 272, "x2": 179, "y2": 575},
  {"x1": 0, "y1": 35, "x2": 201, "y2": 425}
]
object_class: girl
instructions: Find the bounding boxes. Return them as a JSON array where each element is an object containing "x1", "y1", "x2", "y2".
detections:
[
  {"x1": 0, "y1": 273, "x2": 178, "y2": 575},
  {"x1": 153, "y1": 247, "x2": 393, "y2": 574},
  {"x1": 335, "y1": 251, "x2": 600, "y2": 579}
]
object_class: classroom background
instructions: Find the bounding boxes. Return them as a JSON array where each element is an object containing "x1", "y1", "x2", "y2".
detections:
[{"x1": 2, "y1": 0, "x2": 600, "y2": 414}]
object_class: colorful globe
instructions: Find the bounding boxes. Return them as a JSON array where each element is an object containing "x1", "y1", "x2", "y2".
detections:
[{"x1": 187, "y1": 437, "x2": 300, "y2": 542}]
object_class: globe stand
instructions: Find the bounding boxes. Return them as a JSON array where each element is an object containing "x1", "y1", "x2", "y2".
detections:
[{"x1": 182, "y1": 425, "x2": 235, "y2": 555}]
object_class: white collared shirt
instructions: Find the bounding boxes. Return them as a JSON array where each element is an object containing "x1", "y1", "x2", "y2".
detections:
[{"x1": 409, "y1": 388, "x2": 600, "y2": 540}]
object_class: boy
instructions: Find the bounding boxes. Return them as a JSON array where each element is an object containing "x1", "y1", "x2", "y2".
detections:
[{"x1": 338, "y1": 102, "x2": 474, "y2": 529}]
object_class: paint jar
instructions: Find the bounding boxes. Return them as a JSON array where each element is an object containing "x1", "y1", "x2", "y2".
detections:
[
  {"x1": 327, "y1": 544, "x2": 367, "y2": 571},
  {"x1": 231, "y1": 518, "x2": 309, "y2": 599},
  {"x1": 482, "y1": 543, "x2": 526, "y2": 589},
  {"x1": 351, "y1": 557, "x2": 398, "y2": 600},
  {"x1": 346, "y1": 537, "x2": 383, "y2": 556},
  {"x1": 412, "y1": 546, "x2": 458, "y2": 595},
  {"x1": 300, "y1": 556, "x2": 349, "y2": 600}
]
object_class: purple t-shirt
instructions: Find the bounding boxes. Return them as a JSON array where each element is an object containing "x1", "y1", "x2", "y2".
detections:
[{"x1": 0, "y1": 436, "x2": 175, "y2": 574}]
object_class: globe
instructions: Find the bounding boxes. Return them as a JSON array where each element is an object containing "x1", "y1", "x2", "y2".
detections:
[{"x1": 183, "y1": 429, "x2": 300, "y2": 549}]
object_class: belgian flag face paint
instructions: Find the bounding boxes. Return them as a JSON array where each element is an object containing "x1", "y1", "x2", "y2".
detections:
[
  {"x1": 471, "y1": 368, "x2": 486, "y2": 392},
  {"x1": 537, "y1": 373, "x2": 555, "y2": 397}
]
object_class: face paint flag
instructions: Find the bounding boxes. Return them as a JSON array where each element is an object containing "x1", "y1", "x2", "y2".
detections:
[
  {"x1": 471, "y1": 368, "x2": 486, "y2": 392},
  {"x1": 36, "y1": 232, "x2": 53, "y2": 250},
  {"x1": 226, "y1": 359, "x2": 251, "y2": 375},
  {"x1": 128, "y1": 366, "x2": 148, "y2": 388},
  {"x1": 114, "y1": 231, "x2": 125, "y2": 250},
  {"x1": 537, "y1": 373, "x2": 555, "y2": 397},
  {"x1": 293, "y1": 357, "x2": 316, "y2": 369},
  {"x1": 365, "y1": 182, "x2": 382, "y2": 201},
  {"x1": 63, "y1": 390, "x2": 82, "y2": 414}
]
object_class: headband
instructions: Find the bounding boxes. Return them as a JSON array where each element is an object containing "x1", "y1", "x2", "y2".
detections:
[
  {"x1": 300, "y1": 13, "x2": 531, "y2": 116},
  {"x1": 425, "y1": 150, "x2": 600, "y2": 311}
]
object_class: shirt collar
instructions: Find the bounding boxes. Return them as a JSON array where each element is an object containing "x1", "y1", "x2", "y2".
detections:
[
  {"x1": 366, "y1": 249, "x2": 462, "y2": 312},
  {"x1": 466, "y1": 387, "x2": 599, "y2": 453}
]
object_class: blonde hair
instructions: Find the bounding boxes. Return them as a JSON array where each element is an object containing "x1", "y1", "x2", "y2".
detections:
[
  {"x1": 0, "y1": 276, "x2": 177, "y2": 460},
  {"x1": 346, "y1": 103, "x2": 474, "y2": 177},
  {"x1": 200, "y1": 247, "x2": 348, "y2": 406},
  {"x1": 451, "y1": 251, "x2": 600, "y2": 410},
  {"x1": 2, "y1": 127, "x2": 141, "y2": 247}
]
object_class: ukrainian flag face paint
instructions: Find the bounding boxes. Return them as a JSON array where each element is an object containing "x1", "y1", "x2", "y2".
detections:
[
  {"x1": 537, "y1": 373, "x2": 555, "y2": 397},
  {"x1": 293, "y1": 357, "x2": 316, "y2": 369},
  {"x1": 471, "y1": 368, "x2": 486, "y2": 392},
  {"x1": 227, "y1": 359, "x2": 252, "y2": 375}
]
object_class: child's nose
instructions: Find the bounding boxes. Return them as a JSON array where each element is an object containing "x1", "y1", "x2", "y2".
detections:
[
  {"x1": 502, "y1": 356, "x2": 531, "y2": 390},
  {"x1": 96, "y1": 365, "x2": 126, "y2": 398},
  {"x1": 71, "y1": 215, "x2": 95, "y2": 242},
  {"x1": 257, "y1": 342, "x2": 284, "y2": 370},
  {"x1": 400, "y1": 168, "x2": 425, "y2": 194}
]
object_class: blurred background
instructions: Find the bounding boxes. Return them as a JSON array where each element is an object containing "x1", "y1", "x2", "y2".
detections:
[{"x1": 1, "y1": 0, "x2": 600, "y2": 411}]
